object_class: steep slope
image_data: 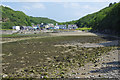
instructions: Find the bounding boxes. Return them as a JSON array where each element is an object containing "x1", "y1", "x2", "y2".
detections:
[
  {"x1": 61, "y1": 2, "x2": 120, "y2": 34},
  {"x1": 76, "y1": 2, "x2": 120, "y2": 34},
  {"x1": 29, "y1": 16, "x2": 57, "y2": 25},
  {"x1": 2, "y1": 6, "x2": 31, "y2": 29},
  {"x1": 58, "y1": 20, "x2": 77, "y2": 25},
  {"x1": 1, "y1": 6, "x2": 57, "y2": 29},
  {"x1": 97, "y1": 3, "x2": 120, "y2": 32}
]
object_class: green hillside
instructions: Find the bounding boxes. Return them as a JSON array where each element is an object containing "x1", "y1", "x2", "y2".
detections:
[
  {"x1": 61, "y1": 2, "x2": 120, "y2": 34},
  {"x1": 58, "y1": 20, "x2": 77, "y2": 25},
  {"x1": 96, "y1": 2, "x2": 120, "y2": 32},
  {"x1": 1, "y1": 2, "x2": 120, "y2": 33},
  {"x1": 1, "y1": 6, "x2": 57, "y2": 29},
  {"x1": 1, "y1": 6, "x2": 31, "y2": 29},
  {"x1": 30, "y1": 16, "x2": 57, "y2": 25},
  {"x1": 76, "y1": 2, "x2": 120, "y2": 33}
]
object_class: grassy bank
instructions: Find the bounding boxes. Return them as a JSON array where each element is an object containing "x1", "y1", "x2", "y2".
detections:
[
  {"x1": 76, "y1": 27, "x2": 92, "y2": 31},
  {"x1": 0, "y1": 29, "x2": 14, "y2": 30}
]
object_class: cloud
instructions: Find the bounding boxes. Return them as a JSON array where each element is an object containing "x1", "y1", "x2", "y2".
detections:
[
  {"x1": 32, "y1": 3, "x2": 45, "y2": 9},
  {"x1": 82, "y1": 5, "x2": 99, "y2": 11},
  {"x1": 1, "y1": 0, "x2": 120, "y2": 2},
  {"x1": 63, "y1": 3, "x2": 98, "y2": 10},
  {"x1": 61, "y1": 3, "x2": 105, "y2": 18},
  {"x1": 63, "y1": 3, "x2": 81, "y2": 9},
  {"x1": 0, "y1": 4, "x2": 12, "y2": 8},
  {"x1": 22, "y1": 3, "x2": 45, "y2": 10}
]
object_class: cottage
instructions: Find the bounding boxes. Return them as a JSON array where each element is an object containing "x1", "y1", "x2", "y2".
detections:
[
  {"x1": 12, "y1": 26, "x2": 20, "y2": 31},
  {"x1": 26, "y1": 26, "x2": 33, "y2": 30},
  {"x1": 40, "y1": 24, "x2": 44, "y2": 30},
  {"x1": 33, "y1": 26, "x2": 38, "y2": 30},
  {"x1": 32, "y1": 24, "x2": 40, "y2": 30},
  {"x1": 45, "y1": 25, "x2": 49, "y2": 30},
  {"x1": 59, "y1": 25, "x2": 67, "y2": 29},
  {"x1": 54, "y1": 25, "x2": 59, "y2": 29},
  {"x1": 37, "y1": 24, "x2": 40, "y2": 29},
  {"x1": 48, "y1": 23, "x2": 54, "y2": 29},
  {"x1": 21, "y1": 26, "x2": 27, "y2": 30},
  {"x1": 19, "y1": 26, "x2": 33, "y2": 30},
  {"x1": 68, "y1": 24, "x2": 78, "y2": 29}
]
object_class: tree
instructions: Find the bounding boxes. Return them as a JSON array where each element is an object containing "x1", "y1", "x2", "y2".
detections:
[{"x1": 109, "y1": 3, "x2": 113, "y2": 7}]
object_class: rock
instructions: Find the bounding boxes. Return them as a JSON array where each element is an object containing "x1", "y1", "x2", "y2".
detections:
[
  {"x1": 61, "y1": 76, "x2": 64, "y2": 78},
  {"x1": 93, "y1": 60, "x2": 98, "y2": 63},
  {"x1": 98, "y1": 75, "x2": 101, "y2": 77},
  {"x1": 77, "y1": 72, "x2": 80, "y2": 74},
  {"x1": 81, "y1": 73, "x2": 86, "y2": 75},
  {"x1": 76, "y1": 77, "x2": 80, "y2": 78},
  {"x1": 6, "y1": 63, "x2": 10, "y2": 65},
  {"x1": 20, "y1": 60, "x2": 25, "y2": 63},
  {"x1": 29, "y1": 73, "x2": 34, "y2": 77},
  {"x1": 21, "y1": 57, "x2": 24, "y2": 59},
  {"x1": 41, "y1": 76, "x2": 44, "y2": 78},
  {"x1": 3, "y1": 74, "x2": 8, "y2": 78},
  {"x1": 29, "y1": 70, "x2": 34, "y2": 73},
  {"x1": 8, "y1": 52, "x2": 12, "y2": 56},
  {"x1": 60, "y1": 71, "x2": 64, "y2": 74},
  {"x1": 94, "y1": 64, "x2": 98, "y2": 67},
  {"x1": 90, "y1": 75, "x2": 94, "y2": 78},
  {"x1": 23, "y1": 64, "x2": 25, "y2": 66},
  {"x1": 24, "y1": 69, "x2": 28, "y2": 72}
]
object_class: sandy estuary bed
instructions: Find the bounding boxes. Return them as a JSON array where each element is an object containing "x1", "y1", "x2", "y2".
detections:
[{"x1": 1, "y1": 32, "x2": 120, "y2": 79}]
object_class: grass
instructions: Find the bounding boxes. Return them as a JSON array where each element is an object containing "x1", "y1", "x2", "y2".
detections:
[
  {"x1": 1, "y1": 33, "x2": 50, "y2": 38},
  {"x1": 0, "y1": 29, "x2": 14, "y2": 30},
  {"x1": 2, "y1": 35, "x2": 117, "y2": 78},
  {"x1": 76, "y1": 27, "x2": 92, "y2": 31}
]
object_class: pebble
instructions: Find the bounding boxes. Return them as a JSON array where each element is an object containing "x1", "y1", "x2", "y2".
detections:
[
  {"x1": 22, "y1": 57, "x2": 24, "y2": 59},
  {"x1": 94, "y1": 64, "x2": 98, "y2": 67},
  {"x1": 8, "y1": 53, "x2": 12, "y2": 56},
  {"x1": 41, "y1": 76, "x2": 44, "y2": 78},
  {"x1": 76, "y1": 77, "x2": 80, "y2": 78},
  {"x1": 25, "y1": 53, "x2": 28, "y2": 54},
  {"x1": 23, "y1": 64, "x2": 25, "y2": 65},
  {"x1": 81, "y1": 73, "x2": 86, "y2": 75},
  {"x1": 29, "y1": 73, "x2": 34, "y2": 77}
]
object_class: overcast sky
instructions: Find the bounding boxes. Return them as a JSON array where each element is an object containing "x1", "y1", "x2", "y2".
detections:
[{"x1": 1, "y1": 0, "x2": 119, "y2": 22}]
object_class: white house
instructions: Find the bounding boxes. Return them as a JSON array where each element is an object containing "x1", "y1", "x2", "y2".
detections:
[
  {"x1": 59, "y1": 25, "x2": 67, "y2": 29},
  {"x1": 45, "y1": 25, "x2": 49, "y2": 29},
  {"x1": 54, "y1": 25, "x2": 59, "y2": 29},
  {"x1": 12, "y1": 26, "x2": 20, "y2": 31},
  {"x1": 46, "y1": 23, "x2": 55, "y2": 29},
  {"x1": 33, "y1": 26, "x2": 38, "y2": 30},
  {"x1": 68, "y1": 24, "x2": 78, "y2": 29}
]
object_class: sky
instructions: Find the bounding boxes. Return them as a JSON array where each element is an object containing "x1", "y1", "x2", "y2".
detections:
[{"x1": 1, "y1": 0, "x2": 120, "y2": 22}]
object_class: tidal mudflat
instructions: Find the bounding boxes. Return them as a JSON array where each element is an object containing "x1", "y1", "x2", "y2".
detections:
[{"x1": 2, "y1": 35, "x2": 119, "y2": 78}]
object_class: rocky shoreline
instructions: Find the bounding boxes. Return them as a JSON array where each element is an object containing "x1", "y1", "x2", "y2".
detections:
[{"x1": 1, "y1": 32, "x2": 120, "y2": 79}]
